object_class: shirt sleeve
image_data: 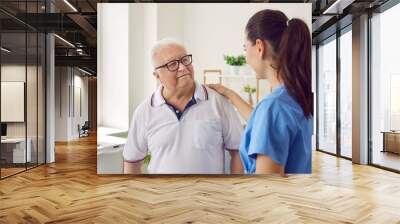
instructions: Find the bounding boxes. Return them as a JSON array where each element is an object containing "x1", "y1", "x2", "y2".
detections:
[
  {"x1": 123, "y1": 105, "x2": 148, "y2": 162},
  {"x1": 247, "y1": 101, "x2": 295, "y2": 165},
  {"x1": 220, "y1": 97, "x2": 243, "y2": 150}
]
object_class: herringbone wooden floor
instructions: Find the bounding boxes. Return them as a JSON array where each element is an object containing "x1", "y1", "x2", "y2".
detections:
[{"x1": 1, "y1": 134, "x2": 400, "y2": 223}]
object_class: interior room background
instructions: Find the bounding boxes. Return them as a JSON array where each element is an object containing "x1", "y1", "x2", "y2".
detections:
[
  {"x1": 0, "y1": 15, "x2": 46, "y2": 178},
  {"x1": 96, "y1": 3, "x2": 313, "y2": 174}
]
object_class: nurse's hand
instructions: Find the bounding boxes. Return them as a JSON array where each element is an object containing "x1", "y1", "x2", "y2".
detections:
[{"x1": 207, "y1": 84, "x2": 234, "y2": 99}]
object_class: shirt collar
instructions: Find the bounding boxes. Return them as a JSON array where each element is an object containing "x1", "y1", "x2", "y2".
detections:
[
  {"x1": 270, "y1": 84, "x2": 285, "y2": 96},
  {"x1": 151, "y1": 81, "x2": 208, "y2": 107}
]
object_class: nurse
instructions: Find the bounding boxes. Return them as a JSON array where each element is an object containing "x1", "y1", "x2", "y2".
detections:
[{"x1": 208, "y1": 9, "x2": 313, "y2": 175}]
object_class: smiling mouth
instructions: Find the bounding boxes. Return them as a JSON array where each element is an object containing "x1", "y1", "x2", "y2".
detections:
[{"x1": 177, "y1": 74, "x2": 190, "y2": 79}]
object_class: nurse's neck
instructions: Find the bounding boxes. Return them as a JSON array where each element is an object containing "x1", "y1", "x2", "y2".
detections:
[{"x1": 265, "y1": 65, "x2": 283, "y2": 92}]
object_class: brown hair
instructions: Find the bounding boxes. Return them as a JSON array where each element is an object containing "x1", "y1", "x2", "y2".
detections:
[{"x1": 245, "y1": 9, "x2": 313, "y2": 117}]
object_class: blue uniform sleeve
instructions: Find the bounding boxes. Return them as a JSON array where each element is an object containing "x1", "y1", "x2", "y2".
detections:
[{"x1": 247, "y1": 100, "x2": 295, "y2": 165}]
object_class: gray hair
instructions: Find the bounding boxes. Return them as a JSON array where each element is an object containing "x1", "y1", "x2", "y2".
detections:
[{"x1": 150, "y1": 38, "x2": 186, "y2": 67}]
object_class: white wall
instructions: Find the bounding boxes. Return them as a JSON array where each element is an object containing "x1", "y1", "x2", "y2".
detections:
[
  {"x1": 182, "y1": 3, "x2": 311, "y2": 102},
  {"x1": 99, "y1": 3, "x2": 312, "y2": 126},
  {"x1": 99, "y1": 3, "x2": 184, "y2": 127},
  {"x1": 143, "y1": 4, "x2": 158, "y2": 103},
  {"x1": 127, "y1": 4, "x2": 184, "y2": 123},
  {"x1": 55, "y1": 67, "x2": 89, "y2": 141},
  {"x1": 128, "y1": 4, "x2": 146, "y2": 125},
  {"x1": 1, "y1": 65, "x2": 38, "y2": 138},
  {"x1": 55, "y1": 67, "x2": 69, "y2": 141},
  {"x1": 98, "y1": 3, "x2": 129, "y2": 130},
  {"x1": 72, "y1": 74, "x2": 89, "y2": 138},
  {"x1": 182, "y1": 3, "x2": 312, "y2": 81},
  {"x1": 157, "y1": 4, "x2": 184, "y2": 42},
  {"x1": 1, "y1": 68, "x2": 25, "y2": 123},
  {"x1": 1, "y1": 64, "x2": 47, "y2": 163}
]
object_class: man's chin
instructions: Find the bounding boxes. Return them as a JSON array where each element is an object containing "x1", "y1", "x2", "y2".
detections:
[
  {"x1": 177, "y1": 75, "x2": 194, "y2": 86},
  {"x1": 177, "y1": 75, "x2": 194, "y2": 83}
]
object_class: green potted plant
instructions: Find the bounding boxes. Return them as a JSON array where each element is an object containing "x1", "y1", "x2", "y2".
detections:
[
  {"x1": 243, "y1": 84, "x2": 256, "y2": 106},
  {"x1": 224, "y1": 55, "x2": 246, "y2": 75},
  {"x1": 138, "y1": 153, "x2": 151, "y2": 173},
  {"x1": 143, "y1": 153, "x2": 151, "y2": 165}
]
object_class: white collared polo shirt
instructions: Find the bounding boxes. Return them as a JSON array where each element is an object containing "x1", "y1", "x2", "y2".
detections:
[{"x1": 123, "y1": 81, "x2": 243, "y2": 174}]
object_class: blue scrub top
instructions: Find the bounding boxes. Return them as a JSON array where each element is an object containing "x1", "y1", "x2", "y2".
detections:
[{"x1": 239, "y1": 85, "x2": 313, "y2": 174}]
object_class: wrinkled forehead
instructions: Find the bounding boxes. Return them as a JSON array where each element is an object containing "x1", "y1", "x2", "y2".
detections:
[{"x1": 153, "y1": 45, "x2": 187, "y2": 66}]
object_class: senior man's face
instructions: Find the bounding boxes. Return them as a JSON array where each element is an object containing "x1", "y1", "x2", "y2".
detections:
[{"x1": 153, "y1": 45, "x2": 194, "y2": 90}]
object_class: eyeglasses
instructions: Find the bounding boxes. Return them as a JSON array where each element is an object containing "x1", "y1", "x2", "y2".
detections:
[{"x1": 154, "y1": 54, "x2": 192, "y2": 72}]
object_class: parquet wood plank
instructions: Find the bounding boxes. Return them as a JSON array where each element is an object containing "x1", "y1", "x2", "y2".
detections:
[{"x1": 0, "y1": 135, "x2": 399, "y2": 223}]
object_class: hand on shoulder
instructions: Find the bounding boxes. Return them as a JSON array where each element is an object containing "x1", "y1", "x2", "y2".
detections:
[{"x1": 207, "y1": 84, "x2": 233, "y2": 99}]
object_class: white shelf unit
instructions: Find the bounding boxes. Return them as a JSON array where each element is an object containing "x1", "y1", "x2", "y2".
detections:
[
  {"x1": 207, "y1": 74, "x2": 256, "y2": 79},
  {"x1": 203, "y1": 69, "x2": 263, "y2": 103}
]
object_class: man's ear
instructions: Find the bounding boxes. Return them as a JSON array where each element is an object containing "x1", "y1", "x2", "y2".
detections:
[
  {"x1": 255, "y1": 39, "x2": 266, "y2": 59},
  {"x1": 153, "y1": 71, "x2": 159, "y2": 79}
]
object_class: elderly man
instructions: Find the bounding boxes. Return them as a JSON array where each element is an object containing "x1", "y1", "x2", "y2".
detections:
[{"x1": 123, "y1": 39, "x2": 243, "y2": 174}]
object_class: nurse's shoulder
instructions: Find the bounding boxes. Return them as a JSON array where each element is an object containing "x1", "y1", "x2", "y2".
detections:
[
  {"x1": 253, "y1": 90, "x2": 299, "y2": 132},
  {"x1": 254, "y1": 88, "x2": 284, "y2": 113}
]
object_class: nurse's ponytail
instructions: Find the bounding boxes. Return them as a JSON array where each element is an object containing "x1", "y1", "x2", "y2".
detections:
[
  {"x1": 246, "y1": 10, "x2": 313, "y2": 117},
  {"x1": 277, "y1": 18, "x2": 312, "y2": 117}
]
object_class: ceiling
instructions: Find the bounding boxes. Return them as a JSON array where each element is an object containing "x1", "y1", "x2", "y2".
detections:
[
  {"x1": 0, "y1": 0, "x2": 98, "y2": 74},
  {"x1": 0, "y1": 0, "x2": 395, "y2": 75},
  {"x1": 311, "y1": 0, "x2": 391, "y2": 43}
]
